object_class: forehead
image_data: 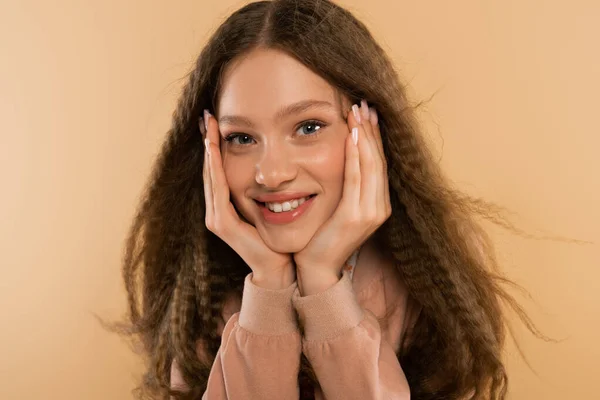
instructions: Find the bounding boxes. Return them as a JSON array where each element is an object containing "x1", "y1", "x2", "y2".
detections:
[{"x1": 217, "y1": 48, "x2": 340, "y2": 117}]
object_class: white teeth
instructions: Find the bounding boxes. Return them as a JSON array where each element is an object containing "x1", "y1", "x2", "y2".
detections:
[{"x1": 266, "y1": 196, "x2": 312, "y2": 213}]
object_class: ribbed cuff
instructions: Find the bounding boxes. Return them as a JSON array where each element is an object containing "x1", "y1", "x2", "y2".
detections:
[
  {"x1": 238, "y1": 272, "x2": 299, "y2": 335},
  {"x1": 292, "y1": 270, "x2": 364, "y2": 341}
]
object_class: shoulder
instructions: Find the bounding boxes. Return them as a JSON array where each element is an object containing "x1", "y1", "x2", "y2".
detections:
[
  {"x1": 380, "y1": 261, "x2": 422, "y2": 353},
  {"x1": 221, "y1": 289, "x2": 243, "y2": 328},
  {"x1": 357, "y1": 246, "x2": 422, "y2": 353}
]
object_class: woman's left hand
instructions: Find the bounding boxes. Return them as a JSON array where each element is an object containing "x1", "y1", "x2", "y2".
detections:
[{"x1": 294, "y1": 100, "x2": 391, "y2": 296}]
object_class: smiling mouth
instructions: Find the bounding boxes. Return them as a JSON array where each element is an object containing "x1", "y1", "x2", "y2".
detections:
[
  {"x1": 254, "y1": 194, "x2": 317, "y2": 225},
  {"x1": 254, "y1": 194, "x2": 317, "y2": 213}
]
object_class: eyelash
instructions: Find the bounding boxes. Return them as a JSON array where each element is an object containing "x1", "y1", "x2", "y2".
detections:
[{"x1": 223, "y1": 120, "x2": 327, "y2": 147}]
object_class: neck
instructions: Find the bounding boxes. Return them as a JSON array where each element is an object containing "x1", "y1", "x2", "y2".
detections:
[{"x1": 353, "y1": 236, "x2": 388, "y2": 284}]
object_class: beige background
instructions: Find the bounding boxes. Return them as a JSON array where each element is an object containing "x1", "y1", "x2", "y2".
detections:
[{"x1": 1, "y1": 0, "x2": 598, "y2": 398}]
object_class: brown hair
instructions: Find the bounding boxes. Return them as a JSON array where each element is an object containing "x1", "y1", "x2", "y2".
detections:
[{"x1": 118, "y1": 0, "x2": 543, "y2": 398}]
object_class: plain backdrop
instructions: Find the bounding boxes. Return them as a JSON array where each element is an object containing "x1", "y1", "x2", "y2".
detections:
[{"x1": 1, "y1": 0, "x2": 598, "y2": 398}]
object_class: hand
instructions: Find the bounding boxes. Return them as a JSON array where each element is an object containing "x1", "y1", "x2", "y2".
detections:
[
  {"x1": 202, "y1": 110, "x2": 296, "y2": 289},
  {"x1": 294, "y1": 101, "x2": 391, "y2": 295}
]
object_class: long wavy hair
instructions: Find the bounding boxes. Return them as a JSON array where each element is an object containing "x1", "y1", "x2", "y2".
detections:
[{"x1": 118, "y1": 0, "x2": 544, "y2": 398}]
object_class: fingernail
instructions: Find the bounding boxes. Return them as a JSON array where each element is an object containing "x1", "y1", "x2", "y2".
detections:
[
  {"x1": 370, "y1": 108, "x2": 378, "y2": 125},
  {"x1": 351, "y1": 104, "x2": 362, "y2": 124},
  {"x1": 352, "y1": 127, "x2": 358, "y2": 145},
  {"x1": 203, "y1": 109, "x2": 211, "y2": 131},
  {"x1": 360, "y1": 100, "x2": 370, "y2": 120},
  {"x1": 199, "y1": 118, "x2": 206, "y2": 136},
  {"x1": 204, "y1": 138, "x2": 211, "y2": 156}
]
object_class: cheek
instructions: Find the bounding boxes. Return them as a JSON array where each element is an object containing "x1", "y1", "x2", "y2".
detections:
[
  {"x1": 303, "y1": 138, "x2": 346, "y2": 194},
  {"x1": 222, "y1": 156, "x2": 253, "y2": 205}
]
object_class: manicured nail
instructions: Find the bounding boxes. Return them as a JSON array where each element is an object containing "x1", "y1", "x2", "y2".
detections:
[
  {"x1": 204, "y1": 138, "x2": 211, "y2": 157},
  {"x1": 203, "y1": 109, "x2": 211, "y2": 131},
  {"x1": 360, "y1": 100, "x2": 370, "y2": 120},
  {"x1": 369, "y1": 108, "x2": 378, "y2": 125},
  {"x1": 351, "y1": 104, "x2": 362, "y2": 124},
  {"x1": 352, "y1": 127, "x2": 358, "y2": 145}
]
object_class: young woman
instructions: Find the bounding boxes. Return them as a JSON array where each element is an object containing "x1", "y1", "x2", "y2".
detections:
[{"x1": 121, "y1": 1, "x2": 540, "y2": 399}]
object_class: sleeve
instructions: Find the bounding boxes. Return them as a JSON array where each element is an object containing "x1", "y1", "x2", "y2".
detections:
[
  {"x1": 171, "y1": 272, "x2": 302, "y2": 400},
  {"x1": 291, "y1": 270, "x2": 410, "y2": 400}
]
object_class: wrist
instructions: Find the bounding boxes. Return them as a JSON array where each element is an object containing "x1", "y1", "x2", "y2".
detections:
[
  {"x1": 296, "y1": 268, "x2": 342, "y2": 296},
  {"x1": 252, "y1": 269, "x2": 296, "y2": 290}
]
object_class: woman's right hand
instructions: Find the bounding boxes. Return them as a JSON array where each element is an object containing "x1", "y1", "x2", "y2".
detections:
[{"x1": 201, "y1": 110, "x2": 296, "y2": 290}]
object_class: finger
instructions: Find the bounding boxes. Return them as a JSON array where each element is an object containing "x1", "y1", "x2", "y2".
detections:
[
  {"x1": 202, "y1": 123, "x2": 215, "y2": 224},
  {"x1": 362, "y1": 104, "x2": 386, "y2": 218},
  {"x1": 203, "y1": 149, "x2": 214, "y2": 218},
  {"x1": 205, "y1": 111, "x2": 234, "y2": 232},
  {"x1": 359, "y1": 100, "x2": 374, "y2": 142},
  {"x1": 341, "y1": 127, "x2": 361, "y2": 215},
  {"x1": 205, "y1": 109, "x2": 220, "y2": 147},
  {"x1": 205, "y1": 113, "x2": 229, "y2": 199},
  {"x1": 366, "y1": 107, "x2": 390, "y2": 217},
  {"x1": 359, "y1": 101, "x2": 381, "y2": 166},
  {"x1": 349, "y1": 104, "x2": 377, "y2": 209},
  {"x1": 360, "y1": 100, "x2": 383, "y2": 169},
  {"x1": 362, "y1": 101, "x2": 387, "y2": 215},
  {"x1": 369, "y1": 107, "x2": 385, "y2": 162}
]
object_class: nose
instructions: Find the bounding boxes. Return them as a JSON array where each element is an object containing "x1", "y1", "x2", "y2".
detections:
[{"x1": 255, "y1": 146, "x2": 297, "y2": 189}]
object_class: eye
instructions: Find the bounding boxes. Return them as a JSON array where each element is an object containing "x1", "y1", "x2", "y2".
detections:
[
  {"x1": 296, "y1": 120, "x2": 325, "y2": 137},
  {"x1": 223, "y1": 133, "x2": 255, "y2": 147}
]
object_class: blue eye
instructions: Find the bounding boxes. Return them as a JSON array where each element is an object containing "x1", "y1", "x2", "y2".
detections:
[
  {"x1": 296, "y1": 120, "x2": 324, "y2": 136},
  {"x1": 223, "y1": 120, "x2": 326, "y2": 148},
  {"x1": 223, "y1": 133, "x2": 255, "y2": 146}
]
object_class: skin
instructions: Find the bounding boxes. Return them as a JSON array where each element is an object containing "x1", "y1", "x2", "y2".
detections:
[{"x1": 203, "y1": 48, "x2": 391, "y2": 295}]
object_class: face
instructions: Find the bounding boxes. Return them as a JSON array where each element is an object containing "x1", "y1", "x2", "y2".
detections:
[{"x1": 216, "y1": 48, "x2": 351, "y2": 253}]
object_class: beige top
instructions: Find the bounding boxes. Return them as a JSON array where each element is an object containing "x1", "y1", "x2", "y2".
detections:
[{"x1": 171, "y1": 252, "x2": 420, "y2": 399}]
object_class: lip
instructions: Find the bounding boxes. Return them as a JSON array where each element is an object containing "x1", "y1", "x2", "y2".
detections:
[
  {"x1": 254, "y1": 192, "x2": 315, "y2": 203},
  {"x1": 257, "y1": 195, "x2": 316, "y2": 225}
]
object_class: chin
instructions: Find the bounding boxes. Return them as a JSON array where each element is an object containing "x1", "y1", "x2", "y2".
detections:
[
  {"x1": 257, "y1": 226, "x2": 313, "y2": 254},
  {"x1": 235, "y1": 199, "x2": 319, "y2": 254}
]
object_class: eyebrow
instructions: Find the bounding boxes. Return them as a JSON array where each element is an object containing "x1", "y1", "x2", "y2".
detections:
[{"x1": 218, "y1": 99, "x2": 335, "y2": 128}]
